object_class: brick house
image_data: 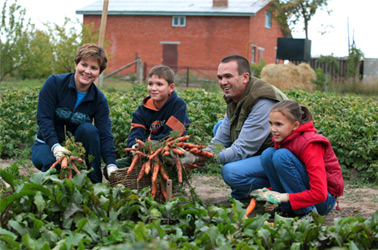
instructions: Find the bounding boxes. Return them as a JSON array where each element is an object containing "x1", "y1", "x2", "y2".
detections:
[{"x1": 76, "y1": 0, "x2": 287, "y2": 77}]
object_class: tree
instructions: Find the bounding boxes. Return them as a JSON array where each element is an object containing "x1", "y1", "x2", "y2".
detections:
[
  {"x1": 0, "y1": 0, "x2": 34, "y2": 82},
  {"x1": 18, "y1": 30, "x2": 54, "y2": 79},
  {"x1": 46, "y1": 18, "x2": 100, "y2": 74},
  {"x1": 269, "y1": 0, "x2": 330, "y2": 39},
  {"x1": 347, "y1": 46, "x2": 364, "y2": 80}
]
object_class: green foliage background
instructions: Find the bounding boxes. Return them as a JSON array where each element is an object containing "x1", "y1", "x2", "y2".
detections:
[{"x1": 0, "y1": 86, "x2": 377, "y2": 183}]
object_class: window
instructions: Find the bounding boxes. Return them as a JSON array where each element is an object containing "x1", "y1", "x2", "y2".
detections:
[
  {"x1": 251, "y1": 45, "x2": 257, "y2": 64},
  {"x1": 172, "y1": 16, "x2": 186, "y2": 27},
  {"x1": 265, "y1": 11, "x2": 272, "y2": 29},
  {"x1": 258, "y1": 47, "x2": 265, "y2": 63}
]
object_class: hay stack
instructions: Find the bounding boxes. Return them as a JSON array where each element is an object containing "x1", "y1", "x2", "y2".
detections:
[{"x1": 261, "y1": 62, "x2": 316, "y2": 91}]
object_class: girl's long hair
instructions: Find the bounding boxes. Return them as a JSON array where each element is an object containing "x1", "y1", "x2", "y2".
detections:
[{"x1": 271, "y1": 100, "x2": 313, "y2": 124}]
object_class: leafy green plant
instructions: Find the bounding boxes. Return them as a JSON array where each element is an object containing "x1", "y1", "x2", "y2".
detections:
[{"x1": 1, "y1": 165, "x2": 377, "y2": 249}]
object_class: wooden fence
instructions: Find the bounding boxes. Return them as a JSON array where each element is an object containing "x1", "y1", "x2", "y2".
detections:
[{"x1": 291, "y1": 57, "x2": 364, "y2": 83}]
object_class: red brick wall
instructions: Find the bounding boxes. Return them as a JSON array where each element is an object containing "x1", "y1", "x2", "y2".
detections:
[
  {"x1": 84, "y1": 7, "x2": 284, "y2": 76},
  {"x1": 247, "y1": 4, "x2": 283, "y2": 64}
]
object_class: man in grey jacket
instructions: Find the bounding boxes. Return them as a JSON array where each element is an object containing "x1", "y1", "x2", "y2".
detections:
[{"x1": 206, "y1": 55, "x2": 288, "y2": 202}]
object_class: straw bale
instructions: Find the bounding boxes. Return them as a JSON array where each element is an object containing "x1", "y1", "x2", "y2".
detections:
[{"x1": 261, "y1": 62, "x2": 316, "y2": 91}]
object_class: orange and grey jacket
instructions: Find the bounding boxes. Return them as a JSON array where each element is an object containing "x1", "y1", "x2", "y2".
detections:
[{"x1": 126, "y1": 91, "x2": 190, "y2": 148}]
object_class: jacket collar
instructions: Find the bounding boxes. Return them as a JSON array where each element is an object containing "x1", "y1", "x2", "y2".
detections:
[
  {"x1": 68, "y1": 73, "x2": 97, "y2": 101},
  {"x1": 143, "y1": 91, "x2": 177, "y2": 111}
]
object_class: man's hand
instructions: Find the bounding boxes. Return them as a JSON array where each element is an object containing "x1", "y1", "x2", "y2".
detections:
[
  {"x1": 250, "y1": 188, "x2": 289, "y2": 204},
  {"x1": 52, "y1": 145, "x2": 71, "y2": 161},
  {"x1": 106, "y1": 164, "x2": 118, "y2": 178},
  {"x1": 167, "y1": 147, "x2": 198, "y2": 165}
]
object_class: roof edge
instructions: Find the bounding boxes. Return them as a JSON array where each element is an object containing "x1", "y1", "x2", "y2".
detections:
[{"x1": 75, "y1": 10, "x2": 256, "y2": 17}]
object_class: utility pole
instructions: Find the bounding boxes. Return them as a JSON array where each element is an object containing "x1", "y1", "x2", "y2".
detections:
[{"x1": 96, "y1": 0, "x2": 109, "y2": 87}]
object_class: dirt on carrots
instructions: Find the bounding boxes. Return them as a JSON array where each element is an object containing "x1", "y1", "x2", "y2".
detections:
[{"x1": 1, "y1": 159, "x2": 377, "y2": 226}]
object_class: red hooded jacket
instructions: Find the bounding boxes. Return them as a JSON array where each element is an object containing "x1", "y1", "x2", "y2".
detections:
[{"x1": 274, "y1": 121, "x2": 344, "y2": 210}]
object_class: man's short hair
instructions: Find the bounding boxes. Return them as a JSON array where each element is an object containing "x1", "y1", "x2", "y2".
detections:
[
  {"x1": 221, "y1": 55, "x2": 251, "y2": 76},
  {"x1": 148, "y1": 65, "x2": 175, "y2": 84}
]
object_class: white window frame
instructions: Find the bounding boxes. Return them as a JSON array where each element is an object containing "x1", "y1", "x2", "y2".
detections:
[
  {"x1": 265, "y1": 11, "x2": 272, "y2": 29},
  {"x1": 172, "y1": 16, "x2": 186, "y2": 27},
  {"x1": 251, "y1": 45, "x2": 257, "y2": 64}
]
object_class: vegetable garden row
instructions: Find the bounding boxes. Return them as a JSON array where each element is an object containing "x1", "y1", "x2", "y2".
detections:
[
  {"x1": 1, "y1": 85, "x2": 377, "y2": 182},
  {"x1": 0, "y1": 85, "x2": 377, "y2": 249}
]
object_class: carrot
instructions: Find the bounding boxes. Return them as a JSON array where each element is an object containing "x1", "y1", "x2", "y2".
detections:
[
  {"x1": 71, "y1": 162, "x2": 81, "y2": 174},
  {"x1": 176, "y1": 157, "x2": 183, "y2": 183},
  {"x1": 198, "y1": 150, "x2": 214, "y2": 158},
  {"x1": 70, "y1": 155, "x2": 83, "y2": 162},
  {"x1": 149, "y1": 147, "x2": 163, "y2": 160},
  {"x1": 171, "y1": 148, "x2": 184, "y2": 156},
  {"x1": 245, "y1": 198, "x2": 257, "y2": 216},
  {"x1": 124, "y1": 148, "x2": 137, "y2": 151},
  {"x1": 160, "y1": 181, "x2": 167, "y2": 199},
  {"x1": 166, "y1": 136, "x2": 174, "y2": 142},
  {"x1": 176, "y1": 142, "x2": 184, "y2": 147},
  {"x1": 176, "y1": 135, "x2": 190, "y2": 142},
  {"x1": 159, "y1": 165, "x2": 169, "y2": 181},
  {"x1": 167, "y1": 135, "x2": 190, "y2": 146},
  {"x1": 186, "y1": 163, "x2": 200, "y2": 168},
  {"x1": 51, "y1": 156, "x2": 64, "y2": 169},
  {"x1": 182, "y1": 143, "x2": 202, "y2": 149},
  {"x1": 135, "y1": 139, "x2": 145, "y2": 148},
  {"x1": 189, "y1": 148, "x2": 200, "y2": 154},
  {"x1": 152, "y1": 163, "x2": 159, "y2": 183},
  {"x1": 136, "y1": 151, "x2": 146, "y2": 158},
  {"x1": 137, "y1": 163, "x2": 146, "y2": 182},
  {"x1": 67, "y1": 168, "x2": 73, "y2": 179},
  {"x1": 144, "y1": 159, "x2": 151, "y2": 175},
  {"x1": 127, "y1": 154, "x2": 140, "y2": 175},
  {"x1": 151, "y1": 181, "x2": 157, "y2": 198},
  {"x1": 163, "y1": 151, "x2": 170, "y2": 156},
  {"x1": 61, "y1": 157, "x2": 68, "y2": 169}
]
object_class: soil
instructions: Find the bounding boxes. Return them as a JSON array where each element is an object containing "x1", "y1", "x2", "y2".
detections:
[{"x1": 1, "y1": 159, "x2": 377, "y2": 226}]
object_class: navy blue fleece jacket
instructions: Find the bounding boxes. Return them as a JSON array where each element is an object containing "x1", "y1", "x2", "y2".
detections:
[{"x1": 36, "y1": 73, "x2": 116, "y2": 165}]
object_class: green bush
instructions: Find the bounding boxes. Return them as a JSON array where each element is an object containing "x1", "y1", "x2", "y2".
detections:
[{"x1": 1, "y1": 86, "x2": 377, "y2": 183}]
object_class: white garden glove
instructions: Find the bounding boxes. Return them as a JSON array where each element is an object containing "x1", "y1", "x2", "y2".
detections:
[
  {"x1": 130, "y1": 143, "x2": 139, "y2": 156},
  {"x1": 170, "y1": 147, "x2": 198, "y2": 165},
  {"x1": 52, "y1": 144, "x2": 71, "y2": 161},
  {"x1": 106, "y1": 164, "x2": 118, "y2": 177},
  {"x1": 250, "y1": 187, "x2": 289, "y2": 204}
]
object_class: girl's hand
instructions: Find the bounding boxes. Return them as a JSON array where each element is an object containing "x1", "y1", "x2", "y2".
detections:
[{"x1": 250, "y1": 188, "x2": 289, "y2": 204}]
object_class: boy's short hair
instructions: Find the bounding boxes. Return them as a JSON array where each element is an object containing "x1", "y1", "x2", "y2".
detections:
[
  {"x1": 75, "y1": 43, "x2": 108, "y2": 73},
  {"x1": 148, "y1": 65, "x2": 175, "y2": 84}
]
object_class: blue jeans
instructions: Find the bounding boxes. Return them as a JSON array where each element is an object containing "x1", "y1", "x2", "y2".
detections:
[
  {"x1": 214, "y1": 120, "x2": 270, "y2": 200},
  {"x1": 260, "y1": 147, "x2": 336, "y2": 215},
  {"x1": 222, "y1": 157, "x2": 271, "y2": 200},
  {"x1": 31, "y1": 122, "x2": 102, "y2": 183}
]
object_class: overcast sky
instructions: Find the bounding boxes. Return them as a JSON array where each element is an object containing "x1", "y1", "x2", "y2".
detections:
[{"x1": 14, "y1": 0, "x2": 378, "y2": 58}]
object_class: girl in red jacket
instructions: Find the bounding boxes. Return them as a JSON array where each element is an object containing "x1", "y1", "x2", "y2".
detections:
[{"x1": 251, "y1": 100, "x2": 344, "y2": 218}]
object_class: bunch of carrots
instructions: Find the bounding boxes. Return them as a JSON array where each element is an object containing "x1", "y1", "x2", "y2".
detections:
[
  {"x1": 124, "y1": 135, "x2": 214, "y2": 200},
  {"x1": 50, "y1": 155, "x2": 84, "y2": 180}
]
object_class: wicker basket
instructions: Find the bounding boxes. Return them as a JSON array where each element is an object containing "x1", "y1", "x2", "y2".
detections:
[{"x1": 109, "y1": 164, "x2": 165, "y2": 202}]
